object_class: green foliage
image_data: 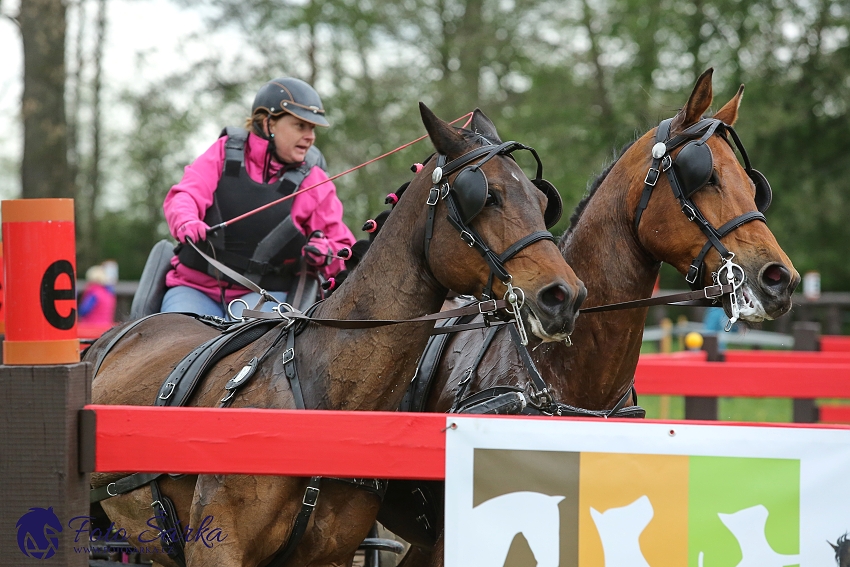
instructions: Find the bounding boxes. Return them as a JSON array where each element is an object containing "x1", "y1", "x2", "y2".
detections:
[{"x1": 84, "y1": 0, "x2": 849, "y2": 289}]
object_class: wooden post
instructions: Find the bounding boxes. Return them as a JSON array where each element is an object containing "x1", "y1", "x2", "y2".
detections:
[
  {"x1": 0, "y1": 363, "x2": 90, "y2": 566},
  {"x1": 792, "y1": 321, "x2": 821, "y2": 423},
  {"x1": 659, "y1": 317, "x2": 673, "y2": 354},
  {"x1": 685, "y1": 334, "x2": 723, "y2": 420}
]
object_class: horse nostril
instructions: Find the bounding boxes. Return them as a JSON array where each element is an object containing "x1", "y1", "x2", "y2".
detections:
[
  {"x1": 760, "y1": 263, "x2": 791, "y2": 293},
  {"x1": 539, "y1": 283, "x2": 572, "y2": 312}
]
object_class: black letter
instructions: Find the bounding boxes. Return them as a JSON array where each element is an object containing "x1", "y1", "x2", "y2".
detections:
[{"x1": 40, "y1": 259, "x2": 76, "y2": 330}]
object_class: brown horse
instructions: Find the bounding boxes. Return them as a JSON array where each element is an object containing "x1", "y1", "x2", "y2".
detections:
[
  {"x1": 380, "y1": 68, "x2": 799, "y2": 567},
  {"x1": 85, "y1": 104, "x2": 584, "y2": 567}
]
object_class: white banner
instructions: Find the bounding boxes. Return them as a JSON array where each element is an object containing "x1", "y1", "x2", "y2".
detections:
[{"x1": 444, "y1": 417, "x2": 850, "y2": 567}]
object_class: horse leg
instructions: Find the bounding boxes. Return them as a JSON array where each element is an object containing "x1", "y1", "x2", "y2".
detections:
[
  {"x1": 93, "y1": 475, "x2": 196, "y2": 567},
  {"x1": 181, "y1": 474, "x2": 308, "y2": 566},
  {"x1": 282, "y1": 481, "x2": 382, "y2": 566}
]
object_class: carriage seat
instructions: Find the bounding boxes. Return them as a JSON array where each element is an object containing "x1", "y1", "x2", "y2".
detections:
[{"x1": 129, "y1": 239, "x2": 174, "y2": 319}]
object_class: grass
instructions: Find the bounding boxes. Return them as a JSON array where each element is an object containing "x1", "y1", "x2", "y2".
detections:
[{"x1": 640, "y1": 395, "x2": 794, "y2": 422}]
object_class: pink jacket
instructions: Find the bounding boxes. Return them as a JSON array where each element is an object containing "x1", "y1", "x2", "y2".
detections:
[
  {"x1": 163, "y1": 131, "x2": 355, "y2": 302},
  {"x1": 77, "y1": 283, "x2": 117, "y2": 325}
]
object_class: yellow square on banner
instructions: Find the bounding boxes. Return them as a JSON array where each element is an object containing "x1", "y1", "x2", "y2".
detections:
[{"x1": 579, "y1": 453, "x2": 688, "y2": 567}]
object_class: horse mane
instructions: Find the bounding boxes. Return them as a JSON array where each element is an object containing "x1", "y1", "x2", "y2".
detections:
[{"x1": 562, "y1": 140, "x2": 634, "y2": 243}]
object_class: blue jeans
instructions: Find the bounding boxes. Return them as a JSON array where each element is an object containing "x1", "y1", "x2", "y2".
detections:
[{"x1": 161, "y1": 286, "x2": 287, "y2": 320}]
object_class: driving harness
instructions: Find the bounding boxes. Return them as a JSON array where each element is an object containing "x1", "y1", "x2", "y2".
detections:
[{"x1": 89, "y1": 137, "x2": 561, "y2": 565}]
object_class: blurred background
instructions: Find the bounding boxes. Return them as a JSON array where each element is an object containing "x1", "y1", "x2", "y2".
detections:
[{"x1": 1, "y1": 0, "x2": 848, "y2": 326}]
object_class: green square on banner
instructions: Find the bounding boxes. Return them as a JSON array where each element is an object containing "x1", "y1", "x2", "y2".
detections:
[{"x1": 688, "y1": 456, "x2": 800, "y2": 566}]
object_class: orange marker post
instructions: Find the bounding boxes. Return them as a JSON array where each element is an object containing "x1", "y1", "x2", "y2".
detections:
[
  {"x1": 2, "y1": 199, "x2": 79, "y2": 364},
  {"x1": 0, "y1": 247, "x2": 5, "y2": 335}
]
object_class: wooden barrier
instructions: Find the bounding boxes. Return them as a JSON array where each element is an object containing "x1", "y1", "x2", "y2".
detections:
[
  {"x1": 78, "y1": 405, "x2": 850, "y2": 477},
  {"x1": 821, "y1": 334, "x2": 850, "y2": 352},
  {"x1": 80, "y1": 406, "x2": 447, "y2": 479},
  {"x1": 0, "y1": 365, "x2": 90, "y2": 567},
  {"x1": 637, "y1": 324, "x2": 850, "y2": 424}
]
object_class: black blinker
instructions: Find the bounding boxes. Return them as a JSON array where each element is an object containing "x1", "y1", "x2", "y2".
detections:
[
  {"x1": 750, "y1": 169, "x2": 772, "y2": 212},
  {"x1": 452, "y1": 167, "x2": 489, "y2": 223},
  {"x1": 672, "y1": 142, "x2": 714, "y2": 199},
  {"x1": 532, "y1": 178, "x2": 563, "y2": 228}
]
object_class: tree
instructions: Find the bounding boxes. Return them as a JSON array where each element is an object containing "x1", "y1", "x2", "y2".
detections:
[{"x1": 19, "y1": 0, "x2": 71, "y2": 199}]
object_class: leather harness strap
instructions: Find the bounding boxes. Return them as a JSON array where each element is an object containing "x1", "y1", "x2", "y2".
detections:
[
  {"x1": 263, "y1": 322, "x2": 323, "y2": 567},
  {"x1": 265, "y1": 476, "x2": 323, "y2": 567},
  {"x1": 150, "y1": 477, "x2": 187, "y2": 565},
  {"x1": 449, "y1": 323, "x2": 501, "y2": 412},
  {"x1": 90, "y1": 473, "x2": 164, "y2": 504}
]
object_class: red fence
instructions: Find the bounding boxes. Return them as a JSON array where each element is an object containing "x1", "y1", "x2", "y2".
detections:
[
  {"x1": 634, "y1": 330, "x2": 850, "y2": 423},
  {"x1": 80, "y1": 406, "x2": 447, "y2": 479}
]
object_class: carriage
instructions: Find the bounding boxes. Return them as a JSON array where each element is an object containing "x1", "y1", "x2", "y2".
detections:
[{"x1": 82, "y1": 69, "x2": 799, "y2": 567}]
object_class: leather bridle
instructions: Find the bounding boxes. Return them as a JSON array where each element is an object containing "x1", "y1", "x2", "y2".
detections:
[
  {"x1": 424, "y1": 140, "x2": 561, "y2": 344},
  {"x1": 633, "y1": 117, "x2": 772, "y2": 329},
  {"x1": 635, "y1": 117, "x2": 770, "y2": 289}
]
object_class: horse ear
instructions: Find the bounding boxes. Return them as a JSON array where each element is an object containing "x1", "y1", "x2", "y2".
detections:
[
  {"x1": 713, "y1": 84, "x2": 745, "y2": 126},
  {"x1": 419, "y1": 102, "x2": 467, "y2": 157},
  {"x1": 469, "y1": 108, "x2": 503, "y2": 144},
  {"x1": 671, "y1": 68, "x2": 714, "y2": 132}
]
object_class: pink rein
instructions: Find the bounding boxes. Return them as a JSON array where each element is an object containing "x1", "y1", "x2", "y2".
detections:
[{"x1": 208, "y1": 112, "x2": 476, "y2": 234}]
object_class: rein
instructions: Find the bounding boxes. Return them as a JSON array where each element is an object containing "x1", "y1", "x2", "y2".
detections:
[
  {"x1": 207, "y1": 112, "x2": 476, "y2": 235},
  {"x1": 580, "y1": 283, "x2": 735, "y2": 313},
  {"x1": 190, "y1": 136, "x2": 561, "y2": 344}
]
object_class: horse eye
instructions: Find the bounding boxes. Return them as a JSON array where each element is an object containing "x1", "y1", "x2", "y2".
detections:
[
  {"x1": 708, "y1": 170, "x2": 720, "y2": 186},
  {"x1": 485, "y1": 191, "x2": 498, "y2": 206}
]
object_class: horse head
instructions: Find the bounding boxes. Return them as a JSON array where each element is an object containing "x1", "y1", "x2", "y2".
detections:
[
  {"x1": 408, "y1": 103, "x2": 585, "y2": 340},
  {"x1": 630, "y1": 68, "x2": 798, "y2": 322},
  {"x1": 831, "y1": 533, "x2": 850, "y2": 567}
]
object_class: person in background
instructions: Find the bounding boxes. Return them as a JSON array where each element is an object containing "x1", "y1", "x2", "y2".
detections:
[
  {"x1": 78, "y1": 264, "x2": 117, "y2": 325},
  {"x1": 703, "y1": 306, "x2": 740, "y2": 350},
  {"x1": 160, "y1": 77, "x2": 355, "y2": 318}
]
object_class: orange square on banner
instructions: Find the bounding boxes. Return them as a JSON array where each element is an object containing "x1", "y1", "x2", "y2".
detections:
[{"x1": 579, "y1": 453, "x2": 688, "y2": 567}]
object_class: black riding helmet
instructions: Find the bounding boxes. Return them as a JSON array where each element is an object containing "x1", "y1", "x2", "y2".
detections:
[{"x1": 252, "y1": 77, "x2": 329, "y2": 127}]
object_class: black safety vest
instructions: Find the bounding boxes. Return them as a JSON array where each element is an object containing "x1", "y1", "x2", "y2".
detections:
[{"x1": 176, "y1": 127, "x2": 328, "y2": 290}]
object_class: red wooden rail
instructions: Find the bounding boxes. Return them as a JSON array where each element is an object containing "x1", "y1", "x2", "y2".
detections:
[
  {"x1": 636, "y1": 337, "x2": 850, "y2": 423},
  {"x1": 821, "y1": 335, "x2": 850, "y2": 352},
  {"x1": 80, "y1": 405, "x2": 448, "y2": 478},
  {"x1": 820, "y1": 405, "x2": 850, "y2": 423},
  {"x1": 80, "y1": 405, "x2": 850, "y2": 477},
  {"x1": 634, "y1": 356, "x2": 850, "y2": 398}
]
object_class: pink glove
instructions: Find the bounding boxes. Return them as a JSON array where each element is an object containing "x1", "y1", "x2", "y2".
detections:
[
  {"x1": 176, "y1": 220, "x2": 210, "y2": 244},
  {"x1": 303, "y1": 235, "x2": 333, "y2": 266}
]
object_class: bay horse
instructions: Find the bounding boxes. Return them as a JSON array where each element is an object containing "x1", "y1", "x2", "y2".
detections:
[
  {"x1": 85, "y1": 104, "x2": 585, "y2": 567},
  {"x1": 379, "y1": 68, "x2": 799, "y2": 566}
]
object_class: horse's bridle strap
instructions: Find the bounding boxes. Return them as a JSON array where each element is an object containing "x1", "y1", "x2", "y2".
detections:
[
  {"x1": 580, "y1": 283, "x2": 734, "y2": 313},
  {"x1": 635, "y1": 117, "x2": 767, "y2": 290}
]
